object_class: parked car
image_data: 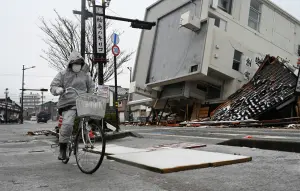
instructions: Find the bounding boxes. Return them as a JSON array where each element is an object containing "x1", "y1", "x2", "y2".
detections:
[
  {"x1": 30, "y1": 116, "x2": 37, "y2": 121},
  {"x1": 37, "y1": 111, "x2": 50, "y2": 123}
]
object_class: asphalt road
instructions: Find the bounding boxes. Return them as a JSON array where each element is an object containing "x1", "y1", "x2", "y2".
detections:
[{"x1": 1, "y1": 122, "x2": 300, "y2": 191}]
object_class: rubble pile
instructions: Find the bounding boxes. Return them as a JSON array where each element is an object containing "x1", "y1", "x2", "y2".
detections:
[{"x1": 212, "y1": 55, "x2": 297, "y2": 121}]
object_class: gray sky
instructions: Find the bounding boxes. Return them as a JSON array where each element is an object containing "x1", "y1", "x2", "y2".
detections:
[{"x1": 0, "y1": 0, "x2": 299, "y2": 104}]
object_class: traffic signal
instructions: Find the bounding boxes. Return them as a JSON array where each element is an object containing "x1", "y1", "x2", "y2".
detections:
[
  {"x1": 40, "y1": 89, "x2": 48, "y2": 92},
  {"x1": 131, "y1": 20, "x2": 156, "y2": 30}
]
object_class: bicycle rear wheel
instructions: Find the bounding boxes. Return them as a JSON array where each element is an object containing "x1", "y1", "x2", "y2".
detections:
[{"x1": 74, "y1": 118, "x2": 106, "y2": 174}]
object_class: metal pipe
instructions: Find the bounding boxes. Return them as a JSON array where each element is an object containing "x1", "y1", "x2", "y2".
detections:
[{"x1": 114, "y1": 55, "x2": 119, "y2": 131}]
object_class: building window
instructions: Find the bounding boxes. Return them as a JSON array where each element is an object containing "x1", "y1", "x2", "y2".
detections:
[
  {"x1": 190, "y1": 65, "x2": 198, "y2": 73},
  {"x1": 218, "y1": 0, "x2": 233, "y2": 14},
  {"x1": 248, "y1": 0, "x2": 261, "y2": 31},
  {"x1": 207, "y1": 86, "x2": 221, "y2": 99},
  {"x1": 232, "y1": 50, "x2": 242, "y2": 71}
]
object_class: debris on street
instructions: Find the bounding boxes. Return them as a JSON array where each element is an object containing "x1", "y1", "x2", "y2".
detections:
[
  {"x1": 27, "y1": 130, "x2": 57, "y2": 136},
  {"x1": 180, "y1": 117, "x2": 300, "y2": 128}
]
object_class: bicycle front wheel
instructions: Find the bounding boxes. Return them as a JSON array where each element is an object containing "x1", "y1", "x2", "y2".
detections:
[{"x1": 74, "y1": 118, "x2": 106, "y2": 174}]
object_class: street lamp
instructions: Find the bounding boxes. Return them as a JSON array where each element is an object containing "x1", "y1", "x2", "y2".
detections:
[
  {"x1": 126, "y1": 67, "x2": 132, "y2": 122},
  {"x1": 20, "y1": 65, "x2": 36, "y2": 124},
  {"x1": 127, "y1": 67, "x2": 132, "y2": 83}
]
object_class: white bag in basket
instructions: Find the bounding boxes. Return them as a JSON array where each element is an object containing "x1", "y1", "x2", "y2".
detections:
[{"x1": 76, "y1": 93, "x2": 107, "y2": 119}]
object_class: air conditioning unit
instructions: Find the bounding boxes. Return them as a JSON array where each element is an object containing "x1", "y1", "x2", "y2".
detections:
[{"x1": 180, "y1": 11, "x2": 201, "y2": 32}]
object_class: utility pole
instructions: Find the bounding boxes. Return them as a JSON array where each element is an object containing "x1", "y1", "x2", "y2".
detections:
[
  {"x1": 41, "y1": 91, "x2": 44, "y2": 111},
  {"x1": 21, "y1": 65, "x2": 24, "y2": 124},
  {"x1": 21, "y1": 65, "x2": 36, "y2": 124},
  {"x1": 33, "y1": 94, "x2": 36, "y2": 116},
  {"x1": 5, "y1": 88, "x2": 8, "y2": 123},
  {"x1": 81, "y1": 0, "x2": 86, "y2": 58}
]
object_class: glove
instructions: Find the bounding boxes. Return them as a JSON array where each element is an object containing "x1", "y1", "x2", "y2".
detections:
[{"x1": 56, "y1": 87, "x2": 64, "y2": 95}]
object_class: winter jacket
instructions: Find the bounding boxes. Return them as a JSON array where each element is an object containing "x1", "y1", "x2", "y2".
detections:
[{"x1": 50, "y1": 51, "x2": 95, "y2": 109}]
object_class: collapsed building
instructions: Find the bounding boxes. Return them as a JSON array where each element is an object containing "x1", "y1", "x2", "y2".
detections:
[
  {"x1": 211, "y1": 55, "x2": 298, "y2": 121},
  {"x1": 128, "y1": 0, "x2": 300, "y2": 122}
]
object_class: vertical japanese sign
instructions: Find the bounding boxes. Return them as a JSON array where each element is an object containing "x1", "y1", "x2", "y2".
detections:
[
  {"x1": 243, "y1": 57, "x2": 253, "y2": 81},
  {"x1": 96, "y1": 7, "x2": 105, "y2": 54}
]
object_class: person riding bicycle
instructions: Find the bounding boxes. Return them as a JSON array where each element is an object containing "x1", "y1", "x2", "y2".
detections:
[{"x1": 50, "y1": 51, "x2": 95, "y2": 160}]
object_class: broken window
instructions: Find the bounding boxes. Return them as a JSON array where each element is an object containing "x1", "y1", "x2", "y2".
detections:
[
  {"x1": 248, "y1": 0, "x2": 261, "y2": 31},
  {"x1": 207, "y1": 86, "x2": 221, "y2": 99},
  {"x1": 233, "y1": 50, "x2": 242, "y2": 71},
  {"x1": 218, "y1": 0, "x2": 233, "y2": 14}
]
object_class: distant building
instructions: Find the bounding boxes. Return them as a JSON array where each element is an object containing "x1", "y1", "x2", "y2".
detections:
[
  {"x1": 0, "y1": 97, "x2": 21, "y2": 121},
  {"x1": 23, "y1": 92, "x2": 42, "y2": 109}
]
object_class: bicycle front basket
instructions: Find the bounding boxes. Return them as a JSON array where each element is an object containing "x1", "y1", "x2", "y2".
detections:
[{"x1": 76, "y1": 93, "x2": 107, "y2": 119}]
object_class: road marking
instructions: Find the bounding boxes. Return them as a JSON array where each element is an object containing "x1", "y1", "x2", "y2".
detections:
[
  {"x1": 129, "y1": 127, "x2": 184, "y2": 131},
  {"x1": 208, "y1": 133, "x2": 244, "y2": 136},
  {"x1": 140, "y1": 132, "x2": 300, "y2": 141},
  {"x1": 139, "y1": 133, "x2": 228, "y2": 140},
  {"x1": 256, "y1": 135, "x2": 290, "y2": 139}
]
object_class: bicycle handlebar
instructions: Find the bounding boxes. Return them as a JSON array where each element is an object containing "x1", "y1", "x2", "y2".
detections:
[{"x1": 63, "y1": 87, "x2": 80, "y2": 96}]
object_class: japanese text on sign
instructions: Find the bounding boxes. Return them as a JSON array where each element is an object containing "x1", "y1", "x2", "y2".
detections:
[{"x1": 96, "y1": 7, "x2": 104, "y2": 54}]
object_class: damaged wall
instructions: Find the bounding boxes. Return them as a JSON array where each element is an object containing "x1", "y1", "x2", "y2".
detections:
[
  {"x1": 204, "y1": 0, "x2": 300, "y2": 101},
  {"x1": 131, "y1": 0, "x2": 300, "y2": 110},
  {"x1": 147, "y1": 0, "x2": 207, "y2": 84},
  {"x1": 131, "y1": 0, "x2": 203, "y2": 107}
]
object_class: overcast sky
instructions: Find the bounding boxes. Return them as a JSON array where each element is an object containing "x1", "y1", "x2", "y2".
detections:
[{"x1": 0, "y1": 0, "x2": 299, "y2": 104}]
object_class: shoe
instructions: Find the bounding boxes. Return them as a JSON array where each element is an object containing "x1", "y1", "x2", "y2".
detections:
[{"x1": 58, "y1": 143, "x2": 68, "y2": 160}]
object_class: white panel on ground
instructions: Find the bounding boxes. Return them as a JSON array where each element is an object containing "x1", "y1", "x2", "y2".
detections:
[
  {"x1": 107, "y1": 148, "x2": 252, "y2": 173},
  {"x1": 94, "y1": 144, "x2": 148, "y2": 155},
  {"x1": 147, "y1": 142, "x2": 206, "y2": 150},
  {"x1": 106, "y1": 123, "x2": 116, "y2": 131}
]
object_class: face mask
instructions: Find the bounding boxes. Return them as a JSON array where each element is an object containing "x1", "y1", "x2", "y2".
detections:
[{"x1": 72, "y1": 64, "x2": 82, "y2": 73}]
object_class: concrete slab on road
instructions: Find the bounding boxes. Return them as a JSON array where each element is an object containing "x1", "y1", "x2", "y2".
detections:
[
  {"x1": 108, "y1": 148, "x2": 251, "y2": 173},
  {"x1": 93, "y1": 142, "x2": 206, "y2": 155}
]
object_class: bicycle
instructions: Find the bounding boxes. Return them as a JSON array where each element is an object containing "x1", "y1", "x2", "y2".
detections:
[{"x1": 52, "y1": 87, "x2": 107, "y2": 174}]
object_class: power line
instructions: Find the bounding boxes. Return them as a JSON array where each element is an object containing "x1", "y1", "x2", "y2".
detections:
[
  {"x1": 107, "y1": 7, "x2": 121, "y2": 17},
  {"x1": 0, "y1": 74, "x2": 53, "y2": 78}
]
